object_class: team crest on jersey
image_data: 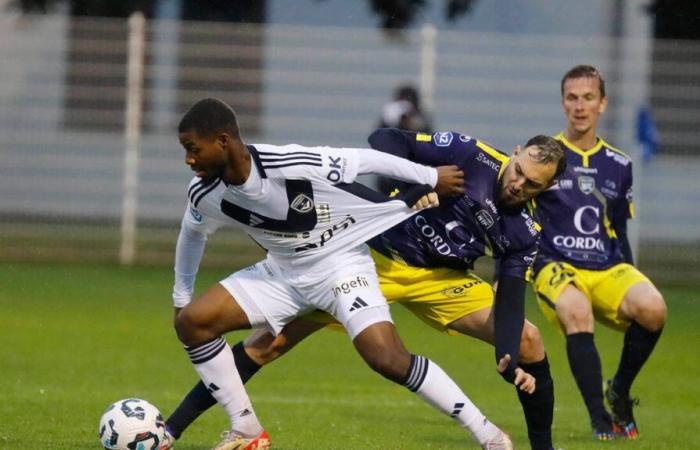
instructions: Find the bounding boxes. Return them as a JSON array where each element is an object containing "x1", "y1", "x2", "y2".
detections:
[
  {"x1": 189, "y1": 206, "x2": 203, "y2": 222},
  {"x1": 578, "y1": 176, "x2": 595, "y2": 195},
  {"x1": 290, "y1": 194, "x2": 315, "y2": 213},
  {"x1": 433, "y1": 132, "x2": 454, "y2": 147}
]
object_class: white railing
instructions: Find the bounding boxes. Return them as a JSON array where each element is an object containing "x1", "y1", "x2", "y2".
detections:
[{"x1": 0, "y1": 12, "x2": 698, "y2": 280}]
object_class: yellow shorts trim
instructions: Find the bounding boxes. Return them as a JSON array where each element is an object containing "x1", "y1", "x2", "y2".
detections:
[
  {"x1": 306, "y1": 249, "x2": 495, "y2": 335},
  {"x1": 533, "y1": 261, "x2": 650, "y2": 332}
]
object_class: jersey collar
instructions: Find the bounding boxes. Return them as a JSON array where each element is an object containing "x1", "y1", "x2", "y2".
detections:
[{"x1": 556, "y1": 132, "x2": 603, "y2": 167}]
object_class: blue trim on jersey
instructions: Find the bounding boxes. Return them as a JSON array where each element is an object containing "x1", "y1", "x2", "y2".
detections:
[
  {"x1": 192, "y1": 179, "x2": 221, "y2": 208},
  {"x1": 188, "y1": 178, "x2": 221, "y2": 208},
  {"x1": 257, "y1": 150, "x2": 321, "y2": 160},
  {"x1": 261, "y1": 161, "x2": 323, "y2": 169},
  {"x1": 188, "y1": 179, "x2": 206, "y2": 199},
  {"x1": 220, "y1": 179, "x2": 319, "y2": 232},
  {"x1": 256, "y1": 148, "x2": 322, "y2": 169},
  {"x1": 247, "y1": 145, "x2": 267, "y2": 179}
]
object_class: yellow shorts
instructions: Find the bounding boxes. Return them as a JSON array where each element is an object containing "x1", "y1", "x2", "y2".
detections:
[
  {"x1": 306, "y1": 249, "x2": 495, "y2": 335},
  {"x1": 533, "y1": 261, "x2": 650, "y2": 332}
]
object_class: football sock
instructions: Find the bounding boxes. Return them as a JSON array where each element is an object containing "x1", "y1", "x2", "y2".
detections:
[
  {"x1": 566, "y1": 332, "x2": 609, "y2": 425},
  {"x1": 166, "y1": 379, "x2": 211, "y2": 439},
  {"x1": 186, "y1": 337, "x2": 262, "y2": 437},
  {"x1": 403, "y1": 354, "x2": 500, "y2": 446},
  {"x1": 232, "y1": 341, "x2": 264, "y2": 383},
  {"x1": 166, "y1": 341, "x2": 262, "y2": 438},
  {"x1": 613, "y1": 321, "x2": 663, "y2": 396},
  {"x1": 517, "y1": 356, "x2": 554, "y2": 450}
]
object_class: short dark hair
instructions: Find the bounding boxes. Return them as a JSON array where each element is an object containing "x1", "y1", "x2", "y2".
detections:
[
  {"x1": 524, "y1": 135, "x2": 567, "y2": 178},
  {"x1": 178, "y1": 98, "x2": 240, "y2": 138},
  {"x1": 560, "y1": 64, "x2": 606, "y2": 98},
  {"x1": 395, "y1": 84, "x2": 420, "y2": 107}
]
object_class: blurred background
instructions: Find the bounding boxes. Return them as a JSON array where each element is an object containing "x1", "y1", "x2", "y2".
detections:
[{"x1": 0, "y1": 0, "x2": 698, "y2": 284}]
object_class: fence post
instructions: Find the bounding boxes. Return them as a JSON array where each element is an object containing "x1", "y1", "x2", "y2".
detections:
[
  {"x1": 420, "y1": 24, "x2": 437, "y2": 114},
  {"x1": 119, "y1": 11, "x2": 146, "y2": 265}
]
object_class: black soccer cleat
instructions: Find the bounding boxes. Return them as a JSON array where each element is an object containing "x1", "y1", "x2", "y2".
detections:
[
  {"x1": 605, "y1": 379, "x2": 640, "y2": 439},
  {"x1": 591, "y1": 414, "x2": 616, "y2": 441}
]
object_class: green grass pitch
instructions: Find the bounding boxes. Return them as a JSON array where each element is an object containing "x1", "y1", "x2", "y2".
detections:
[{"x1": 0, "y1": 261, "x2": 697, "y2": 449}]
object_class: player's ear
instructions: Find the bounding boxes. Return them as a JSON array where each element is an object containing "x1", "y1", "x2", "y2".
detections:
[
  {"x1": 217, "y1": 133, "x2": 228, "y2": 151},
  {"x1": 513, "y1": 145, "x2": 522, "y2": 156},
  {"x1": 599, "y1": 96, "x2": 608, "y2": 114}
]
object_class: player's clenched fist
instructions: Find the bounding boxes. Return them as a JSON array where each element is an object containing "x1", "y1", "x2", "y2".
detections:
[
  {"x1": 434, "y1": 165, "x2": 465, "y2": 196},
  {"x1": 411, "y1": 192, "x2": 439, "y2": 210}
]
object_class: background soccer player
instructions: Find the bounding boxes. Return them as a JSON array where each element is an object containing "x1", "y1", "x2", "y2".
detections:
[
  {"x1": 170, "y1": 98, "x2": 519, "y2": 450},
  {"x1": 530, "y1": 65, "x2": 667, "y2": 440},
  {"x1": 162, "y1": 128, "x2": 567, "y2": 450}
]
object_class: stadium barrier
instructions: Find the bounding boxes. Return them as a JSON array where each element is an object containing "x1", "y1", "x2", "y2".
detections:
[{"x1": 0, "y1": 12, "x2": 697, "y2": 284}]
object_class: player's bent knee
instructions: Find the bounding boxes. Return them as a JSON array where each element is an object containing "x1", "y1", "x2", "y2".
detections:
[
  {"x1": 644, "y1": 292, "x2": 667, "y2": 331},
  {"x1": 174, "y1": 304, "x2": 217, "y2": 346},
  {"x1": 174, "y1": 308, "x2": 197, "y2": 345},
  {"x1": 557, "y1": 304, "x2": 594, "y2": 332},
  {"x1": 519, "y1": 323, "x2": 545, "y2": 363}
]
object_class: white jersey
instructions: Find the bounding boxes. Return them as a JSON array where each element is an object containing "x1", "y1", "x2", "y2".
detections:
[{"x1": 173, "y1": 143, "x2": 437, "y2": 307}]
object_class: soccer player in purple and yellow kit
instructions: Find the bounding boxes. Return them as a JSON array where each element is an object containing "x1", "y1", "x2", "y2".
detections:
[
  {"x1": 161, "y1": 129, "x2": 566, "y2": 450},
  {"x1": 531, "y1": 65, "x2": 667, "y2": 440}
]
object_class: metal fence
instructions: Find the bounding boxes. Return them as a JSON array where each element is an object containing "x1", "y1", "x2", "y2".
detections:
[{"x1": 0, "y1": 13, "x2": 698, "y2": 283}]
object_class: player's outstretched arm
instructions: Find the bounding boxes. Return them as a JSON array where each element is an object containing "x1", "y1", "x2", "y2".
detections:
[{"x1": 493, "y1": 274, "x2": 526, "y2": 383}]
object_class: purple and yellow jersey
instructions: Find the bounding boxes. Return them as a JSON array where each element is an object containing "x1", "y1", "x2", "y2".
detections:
[
  {"x1": 367, "y1": 129, "x2": 540, "y2": 281},
  {"x1": 531, "y1": 132, "x2": 634, "y2": 272}
]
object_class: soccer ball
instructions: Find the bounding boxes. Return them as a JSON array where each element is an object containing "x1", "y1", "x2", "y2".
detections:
[{"x1": 98, "y1": 398, "x2": 166, "y2": 450}]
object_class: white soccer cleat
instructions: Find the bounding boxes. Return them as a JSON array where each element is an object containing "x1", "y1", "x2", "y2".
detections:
[
  {"x1": 212, "y1": 430, "x2": 271, "y2": 450},
  {"x1": 481, "y1": 430, "x2": 514, "y2": 450}
]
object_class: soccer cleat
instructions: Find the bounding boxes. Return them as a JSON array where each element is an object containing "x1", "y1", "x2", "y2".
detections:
[
  {"x1": 481, "y1": 430, "x2": 513, "y2": 450},
  {"x1": 158, "y1": 428, "x2": 176, "y2": 450},
  {"x1": 605, "y1": 379, "x2": 640, "y2": 439},
  {"x1": 212, "y1": 430, "x2": 271, "y2": 450},
  {"x1": 591, "y1": 415, "x2": 616, "y2": 441}
]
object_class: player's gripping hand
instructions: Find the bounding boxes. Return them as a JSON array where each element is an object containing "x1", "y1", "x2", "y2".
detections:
[
  {"x1": 498, "y1": 354, "x2": 536, "y2": 394},
  {"x1": 435, "y1": 165, "x2": 464, "y2": 197},
  {"x1": 411, "y1": 192, "x2": 439, "y2": 210}
]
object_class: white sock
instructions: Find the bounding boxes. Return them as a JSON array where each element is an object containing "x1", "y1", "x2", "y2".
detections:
[
  {"x1": 403, "y1": 354, "x2": 501, "y2": 446},
  {"x1": 186, "y1": 337, "x2": 263, "y2": 437}
]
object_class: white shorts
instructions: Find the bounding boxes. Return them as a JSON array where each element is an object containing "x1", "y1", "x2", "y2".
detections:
[{"x1": 219, "y1": 245, "x2": 393, "y2": 339}]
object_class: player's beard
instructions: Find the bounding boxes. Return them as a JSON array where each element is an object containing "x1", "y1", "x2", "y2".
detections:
[{"x1": 497, "y1": 185, "x2": 527, "y2": 214}]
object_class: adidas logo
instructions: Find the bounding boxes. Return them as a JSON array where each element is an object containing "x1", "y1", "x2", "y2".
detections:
[
  {"x1": 249, "y1": 214, "x2": 264, "y2": 226},
  {"x1": 239, "y1": 409, "x2": 252, "y2": 417},
  {"x1": 207, "y1": 383, "x2": 220, "y2": 393},
  {"x1": 451, "y1": 402, "x2": 465, "y2": 418},
  {"x1": 349, "y1": 296, "x2": 368, "y2": 312}
]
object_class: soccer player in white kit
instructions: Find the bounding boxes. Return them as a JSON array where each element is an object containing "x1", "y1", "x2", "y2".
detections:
[{"x1": 172, "y1": 98, "x2": 514, "y2": 450}]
